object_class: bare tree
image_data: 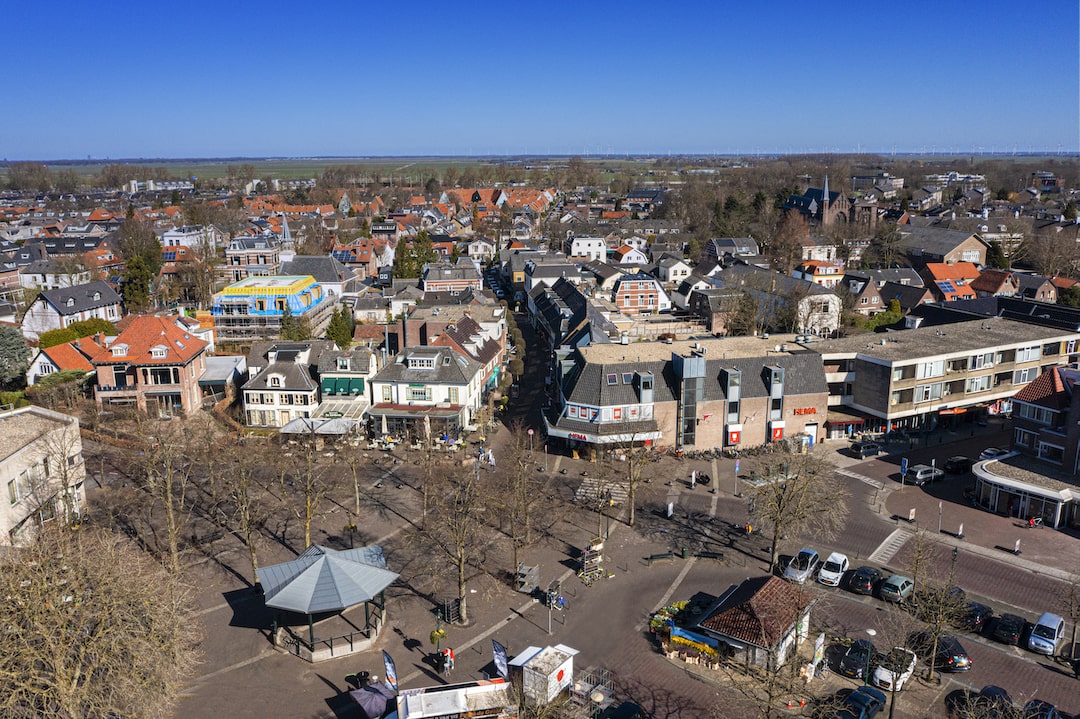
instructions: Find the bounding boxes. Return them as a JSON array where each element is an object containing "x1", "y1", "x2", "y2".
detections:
[
  {"x1": 913, "y1": 580, "x2": 967, "y2": 682},
  {"x1": 1056, "y1": 579, "x2": 1080, "y2": 664},
  {"x1": 606, "y1": 422, "x2": 658, "y2": 527},
  {"x1": 748, "y1": 454, "x2": 849, "y2": 573},
  {"x1": 279, "y1": 427, "x2": 338, "y2": 549},
  {"x1": 494, "y1": 423, "x2": 554, "y2": 570},
  {"x1": 212, "y1": 441, "x2": 276, "y2": 584},
  {"x1": 412, "y1": 463, "x2": 496, "y2": 625},
  {"x1": 764, "y1": 212, "x2": 808, "y2": 274},
  {"x1": 866, "y1": 605, "x2": 923, "y2": 719},
  {"x1": 1019, "y1": 232, "x2": 1079, "y2": 278},
  {"x1": 126, "y1": 424, "x2": 196, "y2": 574},
  {"x1": 0, "y1": 526, "x2": 201, "y2": 719}
]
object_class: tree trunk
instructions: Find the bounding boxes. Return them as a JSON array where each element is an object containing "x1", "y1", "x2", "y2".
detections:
[
  {"x1": 457, "y1": 554, "x2": 468, "y2": 624},
  {"x1": 163, "y1": 473, "x2": 181, "y2": 575},
  {"x1": 768, "y1": 527, "x2": 781, "y2": 574}
]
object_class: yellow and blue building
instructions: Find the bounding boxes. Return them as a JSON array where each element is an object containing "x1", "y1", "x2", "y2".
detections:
[{"x1": 211, "y1": 275, "x2": 336, "y2": 342}]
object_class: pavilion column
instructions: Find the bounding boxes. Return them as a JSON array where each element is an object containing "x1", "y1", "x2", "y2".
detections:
[{"x1": 308, "y1": 614, "x2": 315, "y2": 646}]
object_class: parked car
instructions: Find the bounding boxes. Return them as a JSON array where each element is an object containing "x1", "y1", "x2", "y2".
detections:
[
  {"x1": 990, "y1": 613, "x2": 1026, "y2": 646},
  {"x1": 839, "y1": 639, "x2": 877, "y2": 679},
  {"x1": 783, "y1": 548, "x2": 820, "y2": 584},
  {"x1": 944, "y1": 456, "x2": 974, "y2": 473},
  {"x1": 1022, "y1": 700, "x2": 1062, "y2": 719},
  {"x1": 980, "y1": 447, "x2": 1009, "y2": 460},
  {"x1": 835, "y1": 686, "x2": 887, "y2": 719},
  {"x1": 818, "y1": 552, "x2": 849, "y2": 587},
  {"x1": 908, "y1": 464, "x2": 945, "y2": 486},
  {"x1": 1027, "y1": 612, "x2": 1066, "y2": 655},
  {"x1": 957, "y1": 602, "x2": 994, "y2": 632},
  {"x1": 872, "y1": 647, "x2": 917, "y2": 692},
  {"x1": 910, "y1": 631, "x2": 972, "y2": 672},
  {"x1": 978, "y1": 686, "x2": 1014, "y2": 717},
  {"x1": 848, "y1": 566, "x2": 884, "y2": 596},
  {"x1": 880, "y1": 575, "x2": 915, "y2": 603},
  {"x1": 850, "y1": 441, "x2": 882, "y2": 459}
]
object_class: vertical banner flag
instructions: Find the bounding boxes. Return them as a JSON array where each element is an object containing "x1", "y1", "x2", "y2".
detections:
[
  {"x1": 382, "y1": 650, "x2": 398, "y2": 692},
  {"x1": 492, "y1": 640, "x2": 509, "y2": 679}
]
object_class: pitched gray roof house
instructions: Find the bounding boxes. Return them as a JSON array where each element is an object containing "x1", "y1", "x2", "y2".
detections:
[
  {"x1": 373, "y1": 346, "x2": 481, "y2": 386},
  {"x1": 37, "y1": 280, "x2": 121, "y2": 316},
  {"x1": 280, "y1": 255, "x2": 350, "y2": 284}
]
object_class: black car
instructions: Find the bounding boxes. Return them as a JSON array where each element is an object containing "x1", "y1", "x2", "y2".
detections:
[
  {"x1": 944, "y1": 455, "x2": 975, "y2": 473},
  {"x1": 838, "y1": 639, "x2": 876, "y2": 679},
  {"x1": 958, "y1": 602, "x2": 994, "y2": 632},
  {"x1": 848, "y1": 566, "x2": 884, "y2": 595},
  {"x1": 990, "y1": 613, "x2": 1025, "y2": 645},
  {"x1": 910, "y1": 631, "x2": 972, "y2": 672},
  {"x1": 850, "y1": 441, "x2": 882, "y2": 459},
  {"x1": 836, "y1": 686, "x2": 887, "y2": 719},
  {"x1": 1023, "y1": 700, "x2": 1062, "y2": 719}
]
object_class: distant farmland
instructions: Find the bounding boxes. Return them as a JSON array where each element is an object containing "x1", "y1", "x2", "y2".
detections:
[{"x1": 0, "y1": 156, "x2": 507, "y2": 184}]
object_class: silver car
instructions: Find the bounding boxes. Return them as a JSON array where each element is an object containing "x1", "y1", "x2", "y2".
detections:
[{"x1": 783, "y1": 548, "x2": 820, "y2": 584}]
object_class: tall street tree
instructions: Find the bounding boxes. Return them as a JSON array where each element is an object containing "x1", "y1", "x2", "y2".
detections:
[
  {"x1": 0, "y1": 527, "x2": 201, "y2": 719},
  {"x1": 749, "y1": 454, "x2": 848, "y2": 573}
]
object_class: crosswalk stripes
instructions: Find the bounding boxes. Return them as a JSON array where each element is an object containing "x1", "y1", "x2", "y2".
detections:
[
  {"x1": 575, "y1": 476, "x2": 630, "y2": 505},
  {"x1": 835, "y1": 467, "x2": 885, "y2": 490},
  {"x1": 867, "y1": 527, "x2": 913, "y2": 564}
]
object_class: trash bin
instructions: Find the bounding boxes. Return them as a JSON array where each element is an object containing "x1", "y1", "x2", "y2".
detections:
[{"x1": 681, "y1": 547, "x2": 688, "y2": 559}]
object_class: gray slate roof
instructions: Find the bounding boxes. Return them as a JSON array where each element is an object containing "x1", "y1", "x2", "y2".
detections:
[
  {"x1": 280, "y1": 256, "x2": 349, "y2": 284},
  {"x1": 896, "y1": 226, "x2": 985, "y2": 257},
  {"x1": 711, "y1": 264, "x2": 834, "y2": 297},
  {"x1": 561, "y1": 344, "x2": 825, "y2": 408},
  {"x1": 243, "y1": 354, "x2": 318, "y2": 391},
  {"x1": 39, "y1": 280, "x2": 121, "y2": 316},
  {"x1": 374, "y1": 346, "x2": 481, "y2": 385}
]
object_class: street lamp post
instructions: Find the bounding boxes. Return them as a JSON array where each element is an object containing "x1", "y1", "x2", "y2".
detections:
[{"x1": 864, "y1": 629, "x2": 877, "y2": 686}]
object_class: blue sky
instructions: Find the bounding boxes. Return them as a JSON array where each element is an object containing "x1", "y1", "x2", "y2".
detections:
[{"x1": 5, "y1": 1, "x2": 1078, "y2": 160}]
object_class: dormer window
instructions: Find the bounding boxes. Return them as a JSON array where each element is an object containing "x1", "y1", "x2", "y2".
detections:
[
  {"x1": 111, "y1": 344, "x2": 128, "y2": 357},
  {"x1": 337, "y1": 358, "x2": 349, "y2": 370},
  {"x1": 270, "y1": 376, "x2": 282, "y2": 388},
  {"x1": 93, "y1": 292, "x2": 101, "y2": 300},
  {"x1": 66, "y1": 297, "x2": 75, "y2": 307},
  {"x1": 151, "y1": 347, "x2": 167, "y2": 359}
]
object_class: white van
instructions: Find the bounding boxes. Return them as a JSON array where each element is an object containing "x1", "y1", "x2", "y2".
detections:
[{"x1": 1028, "y1": 612, "x2": 1065, "y2": 655}]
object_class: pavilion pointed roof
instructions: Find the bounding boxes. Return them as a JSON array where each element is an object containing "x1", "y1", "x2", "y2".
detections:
[{"x1": 256, "y1": 545, "x2": 398, "y2": 615}]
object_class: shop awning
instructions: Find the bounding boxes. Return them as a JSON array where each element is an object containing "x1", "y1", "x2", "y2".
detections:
[
  {"x1": 825, "y1": 411, "x2": 866, "y2": 427},
  {"x1": 939, "y1": 407, "x2": 967, "y2": 415}
]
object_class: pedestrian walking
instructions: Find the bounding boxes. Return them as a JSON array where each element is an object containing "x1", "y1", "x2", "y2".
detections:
[{"x1": 1071, "y1": 654, "x2": 1080, "y2": 680}]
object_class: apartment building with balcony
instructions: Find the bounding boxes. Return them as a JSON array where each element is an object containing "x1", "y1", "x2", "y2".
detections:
[
  {"x1": 812, "y1": 317, "x2": 1080, "y2": 436},
  {"x1": 90, "y1": 314, "x2": 208, "y2": 417}
]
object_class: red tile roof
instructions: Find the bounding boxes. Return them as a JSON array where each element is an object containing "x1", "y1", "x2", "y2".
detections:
[
  {"x1": 90, "y1": 314, "x2": 207, "y2": 366},
  {"x1": 42, "y1": 339, "x2": 99, "y2": 372},
  {"x1": 1013, "y1": 366, "x2": 1071, "y2": 410},
  {"x1": 925, "y1": 262, "x2": 980, "y2": 281},
  {"x1": 698, "y1": 576, "x2": 813, "y2": 649}
]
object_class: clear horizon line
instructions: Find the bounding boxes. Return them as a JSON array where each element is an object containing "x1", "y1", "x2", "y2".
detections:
[{"x1": 3, "y1": 148, "x2": 1079, "y2": 164}]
